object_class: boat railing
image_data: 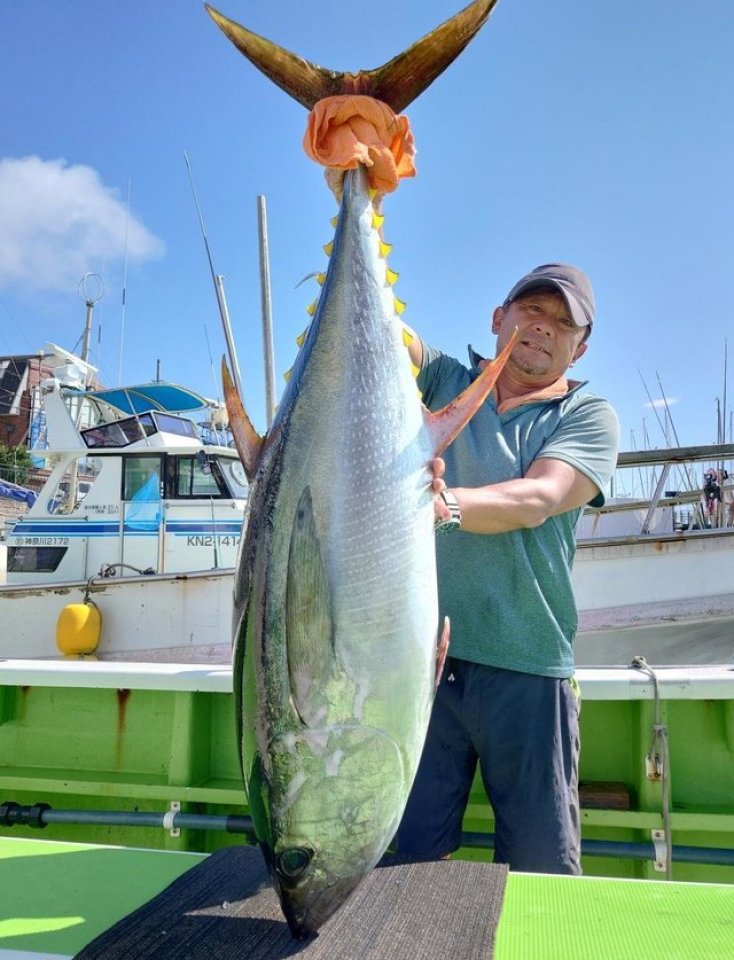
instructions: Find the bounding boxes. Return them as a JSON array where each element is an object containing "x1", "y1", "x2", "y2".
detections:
[{"x1": 580, "y1": 442, "x2": 734, "y2": 542}]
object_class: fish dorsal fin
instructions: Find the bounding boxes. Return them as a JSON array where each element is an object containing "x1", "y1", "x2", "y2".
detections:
[
  {"x1": 221, "y1": 358, "x2": 264, "y2": 482},
  {"x1": 424, "y1": 329, "x2": 518, "y2": 456},
  {"x1": 205, "y1": 0, "x2": 499, "y2": 112},
  {"x1": 286, "y1": 487, "x2": 335, "y2": 728}
]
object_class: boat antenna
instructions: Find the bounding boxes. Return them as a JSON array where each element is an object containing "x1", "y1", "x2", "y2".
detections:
[
  {"x1": 118, "y1": 178, "x2": 131, "y2": 386},
  {"x1": 722, "y1": 338, "x2": 728, "y2": 444},
  {"x1": 637, "y1": 368, "x2": 668, "y2": 444},
  {"x1": 257, "y1": 196, "x2": 277, "y2": 427},
  {"x1": 654, "y1": 370, "x2": 702, "y2": 498},
  {"x1": 184, "y1": 150, "x2": 244, "y2": 397},
  {"x1": 203, "y1": 323, "x2": 221, "y2": 404},
  {"x1": 77, "y1": 273, "x2": 104, "y2": 374},
  {"x1": 654, "y1": 371, "x2": 681, "y2": 448}
]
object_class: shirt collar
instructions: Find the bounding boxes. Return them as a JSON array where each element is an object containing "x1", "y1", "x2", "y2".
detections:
[{"x1": 467, "y1": 344, "x2": 584, "y2": 415}]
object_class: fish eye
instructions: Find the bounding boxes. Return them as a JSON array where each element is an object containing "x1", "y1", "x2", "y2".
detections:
[{"x1": 277, "y1": 847, "x2": 313, "y2": 878}]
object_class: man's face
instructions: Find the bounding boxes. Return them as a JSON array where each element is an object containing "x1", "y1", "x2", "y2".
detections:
[{"x1": 492, "y1": 289, "x2": 588, "y2": 383}]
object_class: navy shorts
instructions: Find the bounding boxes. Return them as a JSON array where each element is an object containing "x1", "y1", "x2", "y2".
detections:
[{"x1": 395, "y1": 657, "x2": 581, "y2": 874}]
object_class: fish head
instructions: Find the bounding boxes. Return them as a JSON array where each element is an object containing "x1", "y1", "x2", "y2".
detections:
[
  {"x1": 261, "y1": 724, "x2": 408, "y2": 938},
  {"x1": 266, "y1": 842, "x2": 365, "y2": 940}
]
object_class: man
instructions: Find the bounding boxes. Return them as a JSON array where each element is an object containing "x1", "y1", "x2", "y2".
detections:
[{"x1": 396, "y1": 263, "x2": 620, "y2": 874}]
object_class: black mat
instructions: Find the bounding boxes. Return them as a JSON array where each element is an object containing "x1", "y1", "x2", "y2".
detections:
[{"x1": 74, "y1": 846, "x2": 508, "y2": 960}]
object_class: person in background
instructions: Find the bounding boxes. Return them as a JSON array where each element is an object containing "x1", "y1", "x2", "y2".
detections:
[{"x1": 397, "y1": 263, "x2": 620, "y2": 874}]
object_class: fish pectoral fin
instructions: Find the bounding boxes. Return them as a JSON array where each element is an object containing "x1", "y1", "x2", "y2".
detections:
[
  {"x1": 221, "y1": 358, "x2": 264, "y2": 482},
  {"x1": 423, "y1": 328, "x2": 518, "y2": 456},
  {"x1": 435, "y1": 616, "x2": 450, "y2": 691},
  {"x1": 286, "y1": 488, "x2": 335, "y2": 726}
]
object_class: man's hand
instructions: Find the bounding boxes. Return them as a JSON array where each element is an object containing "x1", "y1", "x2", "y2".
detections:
[{"x1": 429, "y1": 458, "x2": 450, "y2": 522}]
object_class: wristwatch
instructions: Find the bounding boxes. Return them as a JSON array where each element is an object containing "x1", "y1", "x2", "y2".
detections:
[{"x1": 435, "y1": 489, "x2": 462, "y2": 534}]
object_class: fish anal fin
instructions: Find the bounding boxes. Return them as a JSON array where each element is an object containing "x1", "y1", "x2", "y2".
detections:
[
  {"x1": 221, "y1": 358, "x2": 264, "y2": 482},
  {"x1": 424, "y1": 328, "x2": 518, "y2": 456},
  {"x1": 206, "y1": 0, "x2": 499, "y2": 112},
  {"x1": 286, "y1": 488, "x2": 335, "y2": 727}
]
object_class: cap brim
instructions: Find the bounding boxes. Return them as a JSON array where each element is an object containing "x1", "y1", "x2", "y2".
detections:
[{"x1": 509, "y1": 279, "x2": 591, "y2": 328}]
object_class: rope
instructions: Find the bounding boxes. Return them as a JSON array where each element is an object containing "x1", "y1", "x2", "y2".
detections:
[
  {"x1": 631, "y1": 655, "x2": 672, "y2": 879},
  {"x1": 83, "y1": 563, "x2": 156, "y2": 601}
]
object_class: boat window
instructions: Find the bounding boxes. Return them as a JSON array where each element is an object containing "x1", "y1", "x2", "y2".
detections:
[
  {"x1": 123, "y1": 457, "x2": 163, "y2": 501},
  {"x1": 7, "y1": 545, "x2": 68, "y2": 573},
  {"x1": 217, "y1": 456, "x2": 249, "y2": 499},
  {"x1": 82, "y1": 413, "x2": 156, "y2": 448},
  {"x1": 46, "y1": 457, "x2": 103, "y2": 515},
  {"x1": 165, "y1": 455, "x2": 228, "y2": 499},
  {"x1": 153, "y1": 413, "x2": 197, "y2": 439}
]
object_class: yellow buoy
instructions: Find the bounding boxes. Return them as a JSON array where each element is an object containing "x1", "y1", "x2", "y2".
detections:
[{"x1": 56, "y1": 601, "x2": 102, "y2": 657}]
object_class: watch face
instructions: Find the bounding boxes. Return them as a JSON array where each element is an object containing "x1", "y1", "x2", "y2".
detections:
[{"x1": 229, "y1": 460, "x2": 247, "y2": 487}]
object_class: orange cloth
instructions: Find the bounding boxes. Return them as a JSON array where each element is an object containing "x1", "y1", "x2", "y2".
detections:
[{"x1": 303, "y1": 95, "x2": 416, "y2": 194}]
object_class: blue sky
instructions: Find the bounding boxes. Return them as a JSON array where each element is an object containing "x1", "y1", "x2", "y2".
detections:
[{"x1": 2, "y1": 0, "x2": 733, "y2": 449}]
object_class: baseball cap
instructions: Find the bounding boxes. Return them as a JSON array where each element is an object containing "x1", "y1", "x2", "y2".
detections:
[{"x1": 504, "y1": 263, "x2": 595, "y2": 329}]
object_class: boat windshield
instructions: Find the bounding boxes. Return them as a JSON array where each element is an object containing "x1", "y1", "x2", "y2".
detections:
[{"x1": 81, "y1": 412, "x2": 197, "y2": 449}]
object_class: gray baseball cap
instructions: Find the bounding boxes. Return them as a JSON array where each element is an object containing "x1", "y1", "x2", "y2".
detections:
[{"x1": 504, "y1": 263, "x2": 595, "y2": 329}]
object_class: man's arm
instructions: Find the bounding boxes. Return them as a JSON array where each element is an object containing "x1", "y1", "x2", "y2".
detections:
[
  {"x1": 446, "y1": 457, "x2": 598, "y2": 534},
  {"x1": 403, "y1": 322, "x2": 423, "y2": 370}
]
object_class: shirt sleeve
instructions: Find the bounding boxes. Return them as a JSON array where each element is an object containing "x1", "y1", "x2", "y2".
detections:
[
  {"x1": 536, "y1": 395, "x2": 620, "y2": 507},
  {"x1": 416, "y1": 339, "x2": 466, "y2": 410}
]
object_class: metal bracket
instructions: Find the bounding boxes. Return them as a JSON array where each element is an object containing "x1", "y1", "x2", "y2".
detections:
[
  {"x1": 651, "y1": 828, "x2": 667, "y2": 872},
  {"x1": 163, "y1": 801, "x2": 181, "y2": 838},
  {"x1": 645, "y1": 752, "x2": 663, "y2": 780}
]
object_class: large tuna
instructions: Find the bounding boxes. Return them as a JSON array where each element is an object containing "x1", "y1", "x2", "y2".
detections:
[{"x1": 209, "y1": 0, "x2": 508, "y2": 939}]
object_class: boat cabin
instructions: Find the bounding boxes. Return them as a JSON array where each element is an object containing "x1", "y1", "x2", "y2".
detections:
[{"x1": 6, "y1": 378, "x2": 247, "y2": 584}]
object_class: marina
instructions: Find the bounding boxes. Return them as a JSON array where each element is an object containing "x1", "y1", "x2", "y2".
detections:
[{"x1": 3, "y1": 0, "x2": 734, "y2": 955}]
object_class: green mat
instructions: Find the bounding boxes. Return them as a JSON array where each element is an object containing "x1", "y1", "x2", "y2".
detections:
[
  {"x1": 72, "y1": 847, "x2": 509, "y2": 960},
  {"x1": 496, "y1": 873, "x2": 734, "y2": 960}
]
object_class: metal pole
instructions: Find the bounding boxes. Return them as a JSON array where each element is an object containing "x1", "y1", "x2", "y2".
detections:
[
  {"x1": 215, "y1": 274, "x2": 244, "y2": 396},
  {"x1": 257, "y1": 195, "x2": 277, "y2": 427},
  {"x1": 184, "y1": 151, "x2": 245, "y2": 399},
  {"x1": 81, "y1": 300, "x2": 94, "y2": 363}
]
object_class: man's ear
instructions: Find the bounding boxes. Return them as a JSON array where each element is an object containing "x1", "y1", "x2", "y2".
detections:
[
  {"x1": 491, "y1": 306, "x2": 505, "y2": 335},
  {"x1": 569, "y1": 341, "x2": 588, "y2": 367}
]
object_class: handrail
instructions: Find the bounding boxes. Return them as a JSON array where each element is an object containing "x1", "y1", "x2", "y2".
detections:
[{"x1": 616, "y1": 442, "x2": 734, "y2": 469}]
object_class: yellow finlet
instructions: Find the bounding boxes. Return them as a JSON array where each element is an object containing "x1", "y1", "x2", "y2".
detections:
[
  {"x1": 379, "y1": 241, "x2": 393, "y2": 258},
  {"x1": 330, "y1": 216, "x2": 338, "y2": 229},
  {"x1": 372, "y1": 212, "x2": 385, "y2": 230},
  {"x1": 394, "y1": 297, "x2": 407, "y2": 316},
  {"x1": 283, "y1": 368, "x2": 292, "y2": 382},
  {"x1": 402, "y1": 326, "x2": 414, "y2": 347},
  {"x1": 296, "y1": 326, "x2": 309, "y2": 347},
  {"x1": 306, "y1": 300, "x2": 318, "y2": 317},
  {"x1": 386, "y1": 268, "x2": 399, "y2": 286},
  {"x1": 368, "y1": 187, "x2": 378, "y2": 201},
  {"x1": 316, "y1": 272, "x2": 326, "y2": 285},
  {"x1": 411, "y1": 364, "x2": 421, "y2": 380},
  {"x1": 323, "y1": 241, "x2": 334, "y2": 256}
]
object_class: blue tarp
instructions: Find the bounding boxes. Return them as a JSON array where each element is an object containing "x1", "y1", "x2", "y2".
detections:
[{"x1": 0, "y1": 479, "x2": 37, "y2": 506}]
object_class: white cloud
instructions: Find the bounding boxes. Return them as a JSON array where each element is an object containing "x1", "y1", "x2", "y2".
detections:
[
  {"x1": 0, "y1": 156, "x2": 164, "y2": 292},
  {"x1": 645, "y1": 397, "x2": 679, "y2": 409}
]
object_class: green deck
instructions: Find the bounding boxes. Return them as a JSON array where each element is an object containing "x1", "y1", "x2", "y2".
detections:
[
  {"x1": 2, "y1": 837, "x2": 733, "y2": 959},
  {"x1": 2, "y1": 664, "x2": 733, "y2": 884}
]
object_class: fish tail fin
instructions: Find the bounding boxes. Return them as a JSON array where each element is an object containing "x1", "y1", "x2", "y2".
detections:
[
  {"x1": 221, "y1": 357, "x2": 264, "y2": 482},
  {"x1": 205, "y1": 0, "x2": 498, "y2": 112},
  {"x1": 424, "y1": 328, "x2": 518, "y2": 456}
]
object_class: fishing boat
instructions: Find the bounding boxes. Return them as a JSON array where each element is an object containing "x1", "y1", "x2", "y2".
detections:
[
  {"x1": 574, "y1": 441, "x2": 734, "y2": 667},
  {"x1": 0, "y1": 345, "x2": 246, "y2": 662},
  {"x1": 1, "y1": 656, "x2": 733, "y2": 958}
]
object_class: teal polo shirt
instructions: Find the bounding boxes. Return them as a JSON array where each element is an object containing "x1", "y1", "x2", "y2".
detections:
[{"x1": 420, "y1": 343, "x2": 620, "y2": 678}]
